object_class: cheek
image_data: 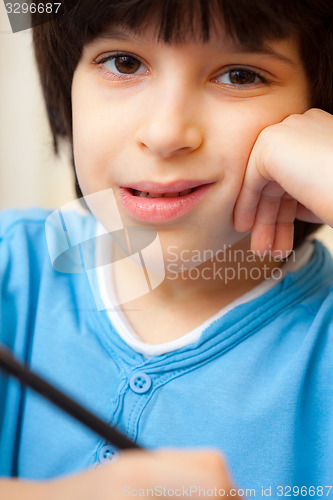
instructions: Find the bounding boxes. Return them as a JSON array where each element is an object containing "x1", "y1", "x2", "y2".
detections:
[
  {"x1": 72, "y1": 85, "x2": 121, "y2": 191},
  {"x1": 72, "y1": 103, "x2": 110, "y2": 164},
  {"x1": 212, "y1": 98, "x2": 298, "y2": 182}
]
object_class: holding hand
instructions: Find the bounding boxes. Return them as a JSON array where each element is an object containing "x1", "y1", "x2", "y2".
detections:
[
  {"x1": 233, "y1": 109, "x2": 333, "y2": 256},
  {"x1": 45, "y1": 449, "x2": 242, "y2": 500}
]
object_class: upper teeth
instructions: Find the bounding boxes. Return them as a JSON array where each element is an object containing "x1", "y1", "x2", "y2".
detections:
[{"x1": 133, "y1": 189, "x2": 193, "y2": 198}]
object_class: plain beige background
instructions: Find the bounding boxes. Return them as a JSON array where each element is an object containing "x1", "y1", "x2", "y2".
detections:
[
  {"x1": 0, "y1": 4, "x2": 75, "y2": 210},
  {"x1": 1, "y1": 3, "x2": 333, "y2": 253}
]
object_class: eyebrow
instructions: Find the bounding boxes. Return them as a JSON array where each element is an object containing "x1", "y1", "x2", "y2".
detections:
[
  {"x1": 92, "y1": 28, "x2": 297, "y2": 68},
  {"x1": 229, "y1": 43, "x2": 297, "y2": 68},
  {"x1": 91, "y1": 27, "x2": 147, "y2": 44}
]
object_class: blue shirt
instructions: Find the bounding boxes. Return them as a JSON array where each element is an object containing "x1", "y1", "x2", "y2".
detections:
[{"x1": 0, "y1": 208, "x2": 333, "y2": 494}]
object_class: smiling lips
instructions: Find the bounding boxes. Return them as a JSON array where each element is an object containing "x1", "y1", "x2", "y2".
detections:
[
  {"x1": 132, "y1": 188, "x2": 194, "y2": 198},
  {"x1": 119, "y1": 181, "x2": 214, "y2": 222}
]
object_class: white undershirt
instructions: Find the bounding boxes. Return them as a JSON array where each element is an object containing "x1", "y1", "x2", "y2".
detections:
[{"x1": 97, "y1": 238, "x2": 314, "y2": 358}]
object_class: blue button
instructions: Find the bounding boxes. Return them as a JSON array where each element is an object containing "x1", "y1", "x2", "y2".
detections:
[
  {"x1": 98, "y1": 444, "x2": 118, "y2": 464},
  {"x1": 129, "y1": 372, "x2": 152, "y2": 394}
]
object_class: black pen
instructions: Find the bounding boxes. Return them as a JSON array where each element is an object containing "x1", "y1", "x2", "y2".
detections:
[{"x1": 0, "y1": 345, "x2": 141, "y2": 450}]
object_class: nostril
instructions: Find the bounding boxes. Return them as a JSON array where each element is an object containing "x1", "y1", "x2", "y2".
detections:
[
  {"x1": 135, "y1": 122, "x2": 202, "y2": 158},
  {"x1": 178, "y1": 146, "x2": 194, "y2": 154}
]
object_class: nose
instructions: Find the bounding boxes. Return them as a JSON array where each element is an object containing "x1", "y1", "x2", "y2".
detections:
[{"x1": 135, "y1": 87, "x2": 203, "y2": 159}]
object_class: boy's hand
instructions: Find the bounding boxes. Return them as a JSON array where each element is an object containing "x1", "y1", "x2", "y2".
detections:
[
  {"x1": 47, "y1": 449, "x2": 242, "y2": 500},
  {"x1": 233, "y1": 109, "x2": 333, "y2": 256}
]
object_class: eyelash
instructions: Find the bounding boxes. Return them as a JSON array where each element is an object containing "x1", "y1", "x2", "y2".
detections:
[
  {"x1": 94, "y1": 52, "x2": 148, "y2": 80},
  {"x1": 93, "y1": 52, "x2": 270, "y2": 87},
  {"x1": 213, "y1": 68, "x2": 269, "y2": 87}
]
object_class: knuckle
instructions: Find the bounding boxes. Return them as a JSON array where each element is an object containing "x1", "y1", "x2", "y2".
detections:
[
  {"x1": 304, "y1": 107, "x2": 321, "y2": 117},
  {"x1": 203, "y1": 450, "x2": 227, "y2": 474},
  {"x1": 257, "y1": 125, "x2": 273, "y2": 141},
  {"x1": 280, "y1": 113, "x2": 303, "y2": 128},
  {"x1": 256, "y1": 124, "x2": 281, "y2": 148}
]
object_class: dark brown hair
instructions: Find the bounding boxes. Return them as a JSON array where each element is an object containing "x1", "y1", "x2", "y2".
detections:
[{"x1": 32, "y1": 0, "x2": 333, "y2": 248}]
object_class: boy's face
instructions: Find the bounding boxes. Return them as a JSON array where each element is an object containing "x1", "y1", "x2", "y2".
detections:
[{"x1": 72, "y1": 24, "x2": 309, "y2": 267}]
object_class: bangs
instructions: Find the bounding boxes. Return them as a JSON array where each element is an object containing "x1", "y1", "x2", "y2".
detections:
[{"x1": 66, "y1": 0, "x2": 301, "y2": 50}]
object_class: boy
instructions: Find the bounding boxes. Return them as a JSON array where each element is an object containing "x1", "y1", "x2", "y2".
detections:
[{"x1": 1, "y1": 0, "x2": 333, "y2": 498}]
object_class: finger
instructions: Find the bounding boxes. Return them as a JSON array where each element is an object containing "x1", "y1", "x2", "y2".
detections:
[
  {"x1": 233, "y1": 183, "x2": 264, "y2": 233},
  {"x1": 250, "y1": 221, "x2": 276, "y2": 256},
  {"x1": 249, "y1": 199, "x2": 281, "y2": 256},
  {"x1": 295, "y1": 204, "x2": 324, "y2": 224},
  {"x1": 247, "y1": 184, "x2": 284, "y2": 253},
  {"x1": 271, "y1": 197, "x2": 297, "y2": 257},
  {"x1": 250, "y1": 195, "x2": 297, "y2": 256},
  {"x1": 270, "y1": 222, "x2": 295, "y2": 258},
  {"x1": 233, "y1": 147, "x2": 274, "y2": 233}
]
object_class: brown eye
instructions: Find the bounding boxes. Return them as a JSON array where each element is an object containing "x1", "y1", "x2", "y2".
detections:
[
  {"x1": 98, "y1": 53, "x2": 147, "y2": 76},
  {"x1": 113, "y1": 56, "x2": 142, "y2": 74},
  {"x1": 215, "y1": 67, "x2": 267, "y2": 87},
  {"x1": 228, "y1": 69, "x2": 258, "y2": 85}
]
